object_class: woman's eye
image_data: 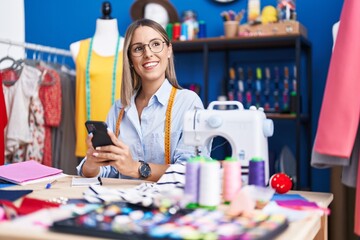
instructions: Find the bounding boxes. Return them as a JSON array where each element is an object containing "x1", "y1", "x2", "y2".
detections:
[{"x1": 134, "y1": 46, "x2": 143, "y2": 52}]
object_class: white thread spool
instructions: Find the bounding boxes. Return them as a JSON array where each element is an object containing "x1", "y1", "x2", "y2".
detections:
[{"x1": 199, "y1": 160, "x2": 221, "y2": 208}]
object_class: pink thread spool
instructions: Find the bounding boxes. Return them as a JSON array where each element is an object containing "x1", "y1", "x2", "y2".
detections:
[{"x1": 222, "y1": 157, "x2": 242, "y2": 203}]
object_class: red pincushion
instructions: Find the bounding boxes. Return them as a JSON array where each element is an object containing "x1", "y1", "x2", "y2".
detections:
[{"x1": 270, "y1": 173, "x2": 293, "y2": 194}]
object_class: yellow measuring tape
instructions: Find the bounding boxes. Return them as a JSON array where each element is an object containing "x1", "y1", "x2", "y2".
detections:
[{"x1": 115, "y1": 86, "x2": 177, "y2": 165}]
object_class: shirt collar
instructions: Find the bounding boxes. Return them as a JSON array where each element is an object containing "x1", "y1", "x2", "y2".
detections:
[
  {"x1": 154, "y1": 79, "x2": 173, "y2": 106},
  {"x1": 125, "y1": 78, "x2": 172, "y2": 111}
]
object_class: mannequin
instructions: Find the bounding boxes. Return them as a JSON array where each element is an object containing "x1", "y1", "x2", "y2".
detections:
[
  {"x1": 70, "y1": 1, "x2": 121, "y2": 58},
  {"x1": 69, "y1": 1, "x2": 124, "y2": 157}
]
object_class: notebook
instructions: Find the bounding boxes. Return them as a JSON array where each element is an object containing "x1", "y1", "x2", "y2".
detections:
[{"x1": 0, "y1": 160, "x2": 64, "y2": 185}]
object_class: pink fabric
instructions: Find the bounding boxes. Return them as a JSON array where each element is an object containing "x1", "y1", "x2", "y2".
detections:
[
  {"x1": 314, "y1": 0, "x2": 360, "y2": 158},
  {"x1": 313, "y1": 0, "x2": 360, "y2": 235}
]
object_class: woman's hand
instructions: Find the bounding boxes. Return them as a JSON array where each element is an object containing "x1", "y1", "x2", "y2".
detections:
[
  {"x1": 82, "y1": 133, "x2": 113, "y2": 177},
  {"x1": 90, "y1": 130, "x2": 139, "y2": 178}
]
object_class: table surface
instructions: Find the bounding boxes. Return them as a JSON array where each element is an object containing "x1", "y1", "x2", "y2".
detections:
[{"x1": 0, "y1": 175, "x2": 333, "y2": 240}]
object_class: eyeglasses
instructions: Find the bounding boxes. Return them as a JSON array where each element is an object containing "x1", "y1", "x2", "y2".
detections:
[{"x1": 129, "y1": 39, "x2": 166, "y2": 57}]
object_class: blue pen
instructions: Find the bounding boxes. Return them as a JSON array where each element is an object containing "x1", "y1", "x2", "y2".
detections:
[{"x1": 45, "y1": 179, "x2": 57, "y2": 189}]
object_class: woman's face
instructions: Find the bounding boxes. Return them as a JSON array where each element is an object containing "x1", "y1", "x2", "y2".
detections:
[{"x1": 130, "y1": 26, "x2": 171, "y2": 85}]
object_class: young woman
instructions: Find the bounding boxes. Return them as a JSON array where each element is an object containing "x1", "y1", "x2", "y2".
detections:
[{"x1": 77, "y1": 19, "x2": 210, "y2": 182}]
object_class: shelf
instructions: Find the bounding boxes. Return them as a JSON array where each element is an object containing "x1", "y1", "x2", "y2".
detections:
[
  {"x1": 172, "y1": 34, "x2": 311, "y2": 52},
  {"x1": 173, "y1": 34, "x2": 312, "y2": 190}
]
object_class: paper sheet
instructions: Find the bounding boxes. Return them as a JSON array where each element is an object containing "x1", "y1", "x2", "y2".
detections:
[{"x1": 71, "y1": 177, "x2": 101, "y2": 187}]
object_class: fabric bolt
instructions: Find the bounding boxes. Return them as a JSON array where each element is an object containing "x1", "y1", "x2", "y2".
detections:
[
  {"x1": 2, "y1": 65, "x2": 41, "y2": 163},
  {"x1": 77, "y1": 80, "x2": 211, "y2": 179},
  {"x1": 74, "y1": 38, "x2": 123, "y2": 157},
  {"x1": 311, "y1": 0, "x2": 360, "y2": 235}
]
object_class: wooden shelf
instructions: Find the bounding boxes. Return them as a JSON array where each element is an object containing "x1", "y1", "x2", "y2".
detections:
[{"x1": 172, "y1": 34, "x2": 311, "y2": 52}]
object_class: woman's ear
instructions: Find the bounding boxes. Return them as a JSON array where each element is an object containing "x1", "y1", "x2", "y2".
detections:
[{"x1": 168, "y1": 43, "x2": 173, "y2": 58}]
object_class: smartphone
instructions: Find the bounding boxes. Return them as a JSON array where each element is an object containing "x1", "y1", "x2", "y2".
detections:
[{"x1": 85, "y1": 121, "x2": 114, "y2": 148}]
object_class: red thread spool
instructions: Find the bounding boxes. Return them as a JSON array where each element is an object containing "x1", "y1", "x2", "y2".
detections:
[{"x1": 172, "y1": 23, "x2": 181, "y2": 40}]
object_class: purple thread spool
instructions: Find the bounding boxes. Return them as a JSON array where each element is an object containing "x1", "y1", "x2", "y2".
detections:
[
  {"x1": 248, "y1": 158, "x2": 265, "y2": 187},
  {"x1": 184, "y1": 158, "x2": 201, "y2": 206}
]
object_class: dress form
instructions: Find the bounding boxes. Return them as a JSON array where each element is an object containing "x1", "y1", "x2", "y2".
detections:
[{"x1": 69, "y1": 2, "x2": 120, "y2": 60}]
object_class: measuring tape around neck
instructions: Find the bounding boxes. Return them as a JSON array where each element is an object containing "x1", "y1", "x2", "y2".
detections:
[{"x1": 115, "y1": 86, "x2": 177, "y2": 165}]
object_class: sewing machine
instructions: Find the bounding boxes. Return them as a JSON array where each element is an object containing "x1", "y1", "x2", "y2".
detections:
[{"x1": 183, "y1": 101, "x2": 274, "y2": 183}]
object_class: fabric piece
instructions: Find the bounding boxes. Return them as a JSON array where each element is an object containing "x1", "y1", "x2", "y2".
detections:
[
  {"x1": 0, "y1": 189, "x2": 33, "y2": 202},
  {"x1": 74, "y1": 38, "x2": 123, "y2": 157},
  {"x1": 313, "y1": 0, "x2": 360, "y2": 158},
  {"x1": 76, "y1": 80, "x2": 211, "y2": 179},
  {"x1": 310, "y1": 0, "x2": 360, "y2": 235},
  {"x1": 83, "y1": 163, "x2": 186, "y2": 205},
  {"x1": 0, "y1": 197, "x2": 60, "y2": 217}
]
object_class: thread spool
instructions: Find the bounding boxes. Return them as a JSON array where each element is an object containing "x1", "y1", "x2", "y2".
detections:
[
  {"x1": 222, "y1": 157, "x2": 242, "y2": 203},
  {"x1": 198, "y1": 20, "x2": 206, "y2": 38},
  {"x1": 180, "y1": 23, "x2": 188, "y2": 41},
  {"x1": 248, "y1": 158, "x2": 265, "y2": 187},
  {"x1": 166, "y1": 23, "x2": 173, "y2": 40},
  {"x1": 184, "y1": 157, "x2": 201, "y2": 208},
  {"x1": 172, "y1": 23, "x2": 181, "y2": 40},
  {"x1": 199, "y1": 160, "x2": 221, "y2": 209}
]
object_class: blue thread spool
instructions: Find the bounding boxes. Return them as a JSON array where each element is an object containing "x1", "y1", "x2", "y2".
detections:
[
  {"x1": 198, "y1": 20, "x2": 206, "y2": 38},
  {"x1": 248, "y1": 157, "x2": 265, "y2": 187},
  {"x1": 180, "y1": 23, "x2": 188, "y2": 40}
]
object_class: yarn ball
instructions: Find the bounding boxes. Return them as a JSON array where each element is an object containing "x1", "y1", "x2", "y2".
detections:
[{"x1": 269, "y1": 173, "x2": 293, "y2": 194}]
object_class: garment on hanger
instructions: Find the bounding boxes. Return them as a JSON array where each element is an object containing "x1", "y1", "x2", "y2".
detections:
[
  {"x1": 3, "y1": 65, "x2": 42, "y2": 163},
  {"x1": 74, "y1": 38, "x2": 123, "y2": 157},
  {"x1": 38, "y1": 65, "x2": 62, "y2": 167},
  {"x1": 0, "y1": 78, "x2": 7, "y2": 166},
  {"x1": 310, "y1": 0, "x2": 360, "y2": 236},
  {"x1": 51, "y1": 65, "x2": 77, "y2": 174}
]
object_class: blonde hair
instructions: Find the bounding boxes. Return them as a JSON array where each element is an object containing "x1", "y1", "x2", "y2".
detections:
[{"x1": 121, "y1": 18, "x2": 181, "y2": 108}]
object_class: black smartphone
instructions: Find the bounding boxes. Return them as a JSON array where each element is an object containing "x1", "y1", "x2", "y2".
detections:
[{"x1": 85, "y1": 121, "x2": 114, "y2": 148}]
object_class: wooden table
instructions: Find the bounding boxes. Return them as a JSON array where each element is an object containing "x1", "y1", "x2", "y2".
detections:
[{"x1": 0, "y1": 176, "x2": 333, "y2": 240}]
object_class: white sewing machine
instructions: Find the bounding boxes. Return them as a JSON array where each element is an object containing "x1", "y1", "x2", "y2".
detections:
[{"x1": 183, "y1": 101, "x2": 274, "y2": 183}]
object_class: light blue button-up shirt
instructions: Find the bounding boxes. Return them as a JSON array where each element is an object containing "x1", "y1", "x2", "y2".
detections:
[{"x1": 77, "y1": 79, "x2": 211, "y2": 179}]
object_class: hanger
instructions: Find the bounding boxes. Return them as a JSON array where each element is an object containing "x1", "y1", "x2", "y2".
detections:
[{"x1": 0, "y1": 45, "x2": 23, "y2": 86}]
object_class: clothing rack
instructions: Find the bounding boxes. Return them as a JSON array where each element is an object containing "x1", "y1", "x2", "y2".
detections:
[{"x1": 0, "y1": 38, "x2": 72, "y2": 57}]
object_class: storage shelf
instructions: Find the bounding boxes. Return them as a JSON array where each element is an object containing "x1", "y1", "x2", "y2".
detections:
[
  {"x1": 172, "y1": 34, "x2": 311, "y2": 52},
  {"x1": 173, "y1": 34, "x2": 312, "y2": 190}
]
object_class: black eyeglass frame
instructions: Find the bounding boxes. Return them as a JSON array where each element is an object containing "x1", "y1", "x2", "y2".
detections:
[{"x1": 129, "y1": 38, "x2": 167, "y2": 57}]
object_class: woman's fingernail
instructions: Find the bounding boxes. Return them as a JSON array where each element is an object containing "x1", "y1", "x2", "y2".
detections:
[
  {"x1": 88, "y1": 132, "x2": 93, "y2": 137},
  {"x1": 107, "y1": 127, "x2": 113, "y2": 133},
  {"x1": 93, "y1": 152, "x2": 99, "y2": 157},
  {"x1": 96, "y1": 147, "x2": 101, "y2": 151}
]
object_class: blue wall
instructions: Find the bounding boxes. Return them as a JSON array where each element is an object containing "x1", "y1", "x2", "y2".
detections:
[{"x1": 25, "y1": 0, "x2": 344, "y2": 192}]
